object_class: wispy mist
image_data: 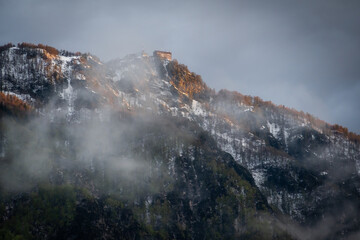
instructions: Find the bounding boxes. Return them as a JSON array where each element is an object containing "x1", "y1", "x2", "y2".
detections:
[{"x1": 0, "y1": 109, "x2": 178, "y2": 195}]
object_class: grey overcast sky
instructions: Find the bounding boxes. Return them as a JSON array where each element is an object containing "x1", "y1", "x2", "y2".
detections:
[{"x1": 1, "y1": 0, "x2": 360, "y2": 133}]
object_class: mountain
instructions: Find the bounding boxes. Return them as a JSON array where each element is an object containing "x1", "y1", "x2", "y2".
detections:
[{"x1": 0, "y1": 43, "x2": 360, "y2": 239}]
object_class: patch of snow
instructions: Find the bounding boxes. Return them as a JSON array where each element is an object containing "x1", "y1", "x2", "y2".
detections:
[
  {"x1": 320, "y1": 171, "x2": 328, "y2": 176},
  {"x1": 57, "y1": 55, "x2": 78, "y2": 117},
  {"x1": 243, "y1": 106, "x2": 254, "y2": 112},
  {"x1": 267, "y1": 121, "x2": 281, "y2": 138},
  {"x1": 191, "y1": 100, "x2": 206, "y2": 116},
  {"x1": 75, "y1": 73, "x2": 86, "y2": 80},
  {"x1": 284, "y1": 128, "x2": 290, "y2": 149},
  {"x1": 251, "y1": 170, "x2": 265, "y2": 186},
  {"x1": 162, "y1": 60, "x2": 169, "y2": 78}
]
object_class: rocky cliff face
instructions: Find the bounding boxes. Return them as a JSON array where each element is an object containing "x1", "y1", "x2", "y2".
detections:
[{"x1": 0, "y1": 44, "x2": 360, "y2": 239}]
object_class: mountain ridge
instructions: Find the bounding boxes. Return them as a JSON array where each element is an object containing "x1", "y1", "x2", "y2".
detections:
[{"x1": 2, "y1": 42, "x2": 358, "y2": 142}]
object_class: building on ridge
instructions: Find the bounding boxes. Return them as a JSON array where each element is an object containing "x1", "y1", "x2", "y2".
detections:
[{"x1": 153, "y1": 50, "x2": 172, "y2": 61}]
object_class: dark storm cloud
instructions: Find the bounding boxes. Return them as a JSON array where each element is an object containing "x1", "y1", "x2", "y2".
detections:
[{"x1": 1, "y1": 0, "x2": 360, "y2": 133}]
